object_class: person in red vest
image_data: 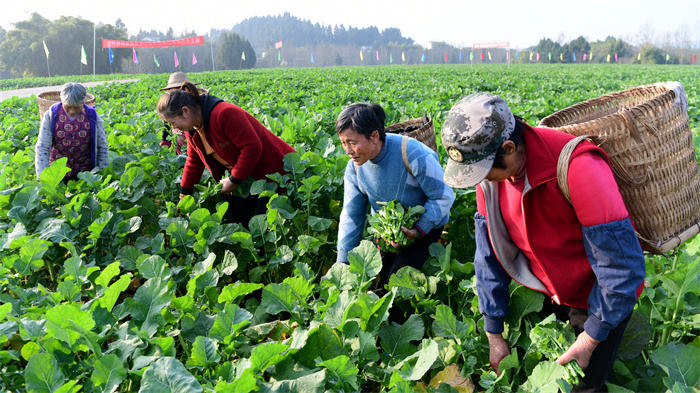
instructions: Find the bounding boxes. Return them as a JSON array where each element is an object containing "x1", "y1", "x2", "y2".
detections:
[
  {"x1": 440, "y1": 92, "x2": 645, "y2": 392},
  {"x1": 157, "y1": 81, "x2": 295, "y2": 225}
]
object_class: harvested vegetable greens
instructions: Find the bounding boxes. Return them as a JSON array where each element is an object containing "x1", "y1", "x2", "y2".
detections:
[{"x1": 366, "y1": 200, "x2": 425, "y2": 253}]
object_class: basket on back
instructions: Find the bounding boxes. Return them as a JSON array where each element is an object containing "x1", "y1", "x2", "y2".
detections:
[
  {"x1": 37, "y1": 91, "x2": 96, "y2": 120},
  {"x1": 386, "y1": 113, "x2": 438, "y2": 153},
  {"x1": 539, "y1": 82, "x2": 700, "y2": 254}
]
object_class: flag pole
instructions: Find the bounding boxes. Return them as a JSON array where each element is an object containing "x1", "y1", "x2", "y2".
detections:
[
  {"x1": 93, "y1": 22, "x2": 96, "y2": 77},
  {"x1": 46, "y1": 59, "x2": 50, "y2": 78}
]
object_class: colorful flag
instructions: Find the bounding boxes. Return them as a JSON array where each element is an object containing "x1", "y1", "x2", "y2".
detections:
[
  {"x1": 548, "y1": 52, "x2": 551, "y2": 61},
  {"x1": 536, "y1": 52, "x2": 540, "y2": 61},
  {"x1": 43, "y1": 40, "x2": 50, "y2": 59},
  {"x1": 529, "y1": 52, "x2": 533, "y2": 61},
  {"x1": 607, "y1": 54, "x2": 611, "y2": 62},
  {"x1": 174, "y1": 51, "x2": 179, "y2": 67},
  {"x1": 470, "y1": 51, "x2": 473, "y2": 61},
  {"x1": 360, "y1": 50, "x2": 363, "y2": 62},
  {"x1": 109, "y1": 47, "x2": 114, "y2": 64},
  {"x1": 666, "y1": 53, "x2": 670, "y2": 61},
  {"x1": 573, "y1": 53, "x2": 576, "y2": 62},
  {"x1": 693, "y1": 54, "x2": 696, "y2": 63},
  {"x1": 506, "y1": 51, "x2": 509, "y2": 60},
  {"x1": 278, "y1": 51, "x2": 282, "y2": 61},
  {"x1": 402, "y1": 51, "x2": 405, "y2": 61},
  {"x1": 560, "y1": 53, "x2": 563, "y2": 61},
  {"x1": 81, "y1": 45, "x2": 87, "y2": 65},
  {"x1": 480, "y1": 51, "x2": 484, "y2": 60},
  {"x1": 192, "y1": 53, "x2": 197, "y2": 65},
  {"x1": 421, "y1": 54, "x2": 425, "y2": 62},
  {"x1": 154, "y1": 55, "x2": 160, "y2": 67},
  {"x1": 516, "y1": 52, "x2": 520, "y2": 60},
  {"x1": 275, "y1": 41, "x2": 283, "y2": 49},
  {"x1": 444, "y1": 52, "x2": 448, "y2": 62},
  {"x1": 637, "y1": 52, "x2": 641, "y2": 61},
  {"x1": 583, "y1": 53, "x2": 587, "y2": 61},
  {"x1": 488, "y1": 52, "x2": 492, "y2": 61},
  {"x1": 242, "y1": 51, "x2": 246, "y2": 60},
  {"x1": 390, "y1": 53, "x2": 393, "y2": 63},
  {"x1": 459, "y1": 52, "x2": 463, "y2": 61},
  {"x1": 132, "y1": 48, "x2": 139, "y2": 64},
  {"x1": 311, "y1": 54, "x2": 315, "y2": 64},
  {"x1": 590, "y1": 51, "x2": 593, "y2": 60},
  {"x1": 376, "y1": 51, "x2": 379, "y2": 61},
  {"x1": 615, "y1": 53, "x2": 618, "y2": 62}
]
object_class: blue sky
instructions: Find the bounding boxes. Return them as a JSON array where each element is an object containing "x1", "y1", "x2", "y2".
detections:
[{"x1": 2, "y1": 0, "x2": 699, "y2": 49}]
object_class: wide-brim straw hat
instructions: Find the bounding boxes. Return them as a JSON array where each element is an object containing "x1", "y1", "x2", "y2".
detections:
[{"x1": 160, "y1": 72, "x2": 199, "y2": 91}]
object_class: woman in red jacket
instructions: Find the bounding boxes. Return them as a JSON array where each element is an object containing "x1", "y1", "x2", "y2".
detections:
[{"x1": 157, "y1": 81, "x2": 295, "y2": 224}]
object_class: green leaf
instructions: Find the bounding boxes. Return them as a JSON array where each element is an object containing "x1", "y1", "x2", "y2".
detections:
[
  {"x1": 137, "y1": 255, "x2": 172, "y2": 280},
  {"x1": 99, "y1": 275, "x2": 132, "y2": 312},
  {"x1": 320, "y1": 355, "x2": 360, "y2": 390},
  {"x1": 129, "y1": 278, "x2": 172, "y2": 336},
  {"x1": 167, "y1": 221, "x2": 196, "y2": 248},
  {"x1": 21, "y1": 341, "x2": 41, "y2": 361},
  {"x1": 95, "y1": 261, "x2": 121, "y2": 289},
  {"x1": 215, "y1": 368, "x2": 258, "y2": 393},
  {"x1": 348, "y1": 240, "x2": 383, "y2": 289},
  {"x1": 139, "y1": 357, "x2": 203, "y2": 393},
  {"x1": 25, "y1": 352, "x2": 65, "y2": 393},
  {"x1": 186, "y1": 336, "x2": 221, "y2": 369},
  {"x1": 651, "y1": 343, "x2": 700, "y2": 389},
  {"x1": 388, "y1": 267, "x2": 428, "y2": 299},
  {"x1": 116, "y1": 216, "x2": 142, "y2": 238},
  {"x1": 258, "y1": 369, "x2": 326, "y2": 393},
  {"x1": 91, "y1": 353, "x2": 127, "y2": 393},
  {"x1": 352, "y1": 329, "x2": 381, "y2": 366},
  {"x1": 87, "y1": 212, "x2": 113, "y2": 242},
  {"x1": 219, "y1": 282, "x2": 264, "y2": 305},
  {"x1": 17, "y1": 238, "x2": 51, "y2": 275},
  {"x1": 308, "y1": 216, "x2": 332, "y2": 232},
  {"x1": 40, "y1": 158, "x2": 71, "y2": 197},
  {"x1": 321, "y1": 262, "x2": 354, "y2": 291},
  {"x1": 209, "y1": 304, "x2": 252, "y2": 342},
  {"x1": 0, "y1": 303, "x2": 12, "y2": 321},
  {"x1": 379, "y1": 314, "x2": 424, "y2": 361},
  {"x1": 220, "y1": 250, "x2": 238, "y2": 275},
  {"x1": 189, "y1": 208, "x2": 212, "y2": 230},
  {"x1": 394, "y1": 339, "x2": 439, "y2": 382},
  {"x1": 261, "y1": 283, "x2": 295, "y2": 315},
  {"x1": 505, "y1": 285, "x2": 544, "y2": 330},
  {"x1": 284, "y1": 276, "x2": 314, "y2": 304},
  {"x1": 520, "y1": 361, "x2": 568, "y2": 393},
  {"x1": 344, "y1": 291, "x2": 394, "y2": 332},
  {"x1": 432, "y1": 304, "x2": 469, "y2": 341},
  {"x1": 63, "y1": 257, "x2": 87, "y2": 282},
  {"x1": 618, "y1": 311, "x2": 652, "y2": 360},
  {"x1": 44, "y1": 304, "x2": 95, "y2": 349},
  {"x1": 293, "y1": 323, "x2": 347, "y2": 368},
  {"x1": 250, "y1": 342, "x2": 291, "y2": 373},
  {"x1": 323, "y1": 290, "x2": 354, "y2": 328}
]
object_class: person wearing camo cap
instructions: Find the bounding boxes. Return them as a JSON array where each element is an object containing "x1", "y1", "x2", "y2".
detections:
[{"x1": 442, "y1": 92, "x2": 645, "y2": 391}]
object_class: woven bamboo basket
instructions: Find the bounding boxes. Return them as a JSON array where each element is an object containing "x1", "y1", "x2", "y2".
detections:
[
  {"x1": 37, "y1": 91, "x2": 96, "y2": 120},
  {"x1": 539, "y1": 81, "x2": 700, "y2": 254},
  {"x1": 386, "y1": 114, "x2": 438, "y2": 153}
]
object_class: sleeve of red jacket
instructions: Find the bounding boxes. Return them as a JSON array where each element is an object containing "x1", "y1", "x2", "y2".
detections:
[
  {"x1": 180, "y1": 132, "x2": 206, "y2": 195},
  {"x1": 215, "y1": 106, "x2": 263, "y2": 182}
]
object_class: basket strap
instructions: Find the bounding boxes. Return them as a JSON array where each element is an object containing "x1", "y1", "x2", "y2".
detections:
[
  {"x1": 556, "y1": 135, "x2": 592, "y2": 204},
  {"x1": 401, "y1": 136, "x2": 413, "y2": 177}
]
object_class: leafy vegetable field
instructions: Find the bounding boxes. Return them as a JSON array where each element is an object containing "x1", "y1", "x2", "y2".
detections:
[{"x1": 1, "y1": 64, "x2": 699, "y2": 392}]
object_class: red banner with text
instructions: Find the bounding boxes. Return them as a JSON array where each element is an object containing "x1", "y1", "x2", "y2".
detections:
[
  {"x1": 473, "y1": 42, "x2": 510, "y2": 49},
  {"x1": 102, "y1": 36, "x2": 204, "y2": 49}
]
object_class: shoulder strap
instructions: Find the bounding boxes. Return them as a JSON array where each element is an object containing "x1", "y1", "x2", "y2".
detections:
[
  {"x1": 401, "y1": 136, "x2": 413, "y2": 176},
  {"x1": 556, "y1": 135, "x2": 592, "y2": 205}
]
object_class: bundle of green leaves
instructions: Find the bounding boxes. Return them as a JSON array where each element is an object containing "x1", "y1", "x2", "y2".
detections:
[
  {"x1": 529, "y1": 314, "x2": 586, "y2": 387},
  {"x1": 366, "y1": 200, "x2": 425, "y2": 253}
]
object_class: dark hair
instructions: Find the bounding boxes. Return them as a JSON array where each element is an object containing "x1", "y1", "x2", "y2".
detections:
[
  {"x1": 157, "y1": 81, "x2": 201, "y2": 119},
  {"x1": 491, "y1": 116, "x2": 525, "y2": 169},
  {"x1": 335, "y1": 102, "x2": 386, "y2": 142}
]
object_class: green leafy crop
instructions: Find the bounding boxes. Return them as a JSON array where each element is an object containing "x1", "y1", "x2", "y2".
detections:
[{"x1": 366, "y1": 200, "x2": 425, "y2": 253}]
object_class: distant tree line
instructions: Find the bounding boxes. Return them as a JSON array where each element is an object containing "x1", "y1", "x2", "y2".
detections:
[{"x1": 0, "y1": 13, "x2": 256, "y2": 79}]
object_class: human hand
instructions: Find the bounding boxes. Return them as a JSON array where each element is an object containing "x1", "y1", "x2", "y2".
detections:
[
  {"x1": 219, "y1": 178, "x2": 238, "y2": 195},
  {"x1": 556, "y1": 330, "x2": 600, "y2": 370},
  {"x1": 389, "y1": 226, "x2": 418, "y2": 248},
  {"x1": 486, "y1": 332, "x2": 511, "y2": 376}
]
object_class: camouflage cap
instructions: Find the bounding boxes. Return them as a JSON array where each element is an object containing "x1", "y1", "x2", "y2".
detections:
[{"x1": 441, "y1": 92, "x2": 515, "y2": 188}]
